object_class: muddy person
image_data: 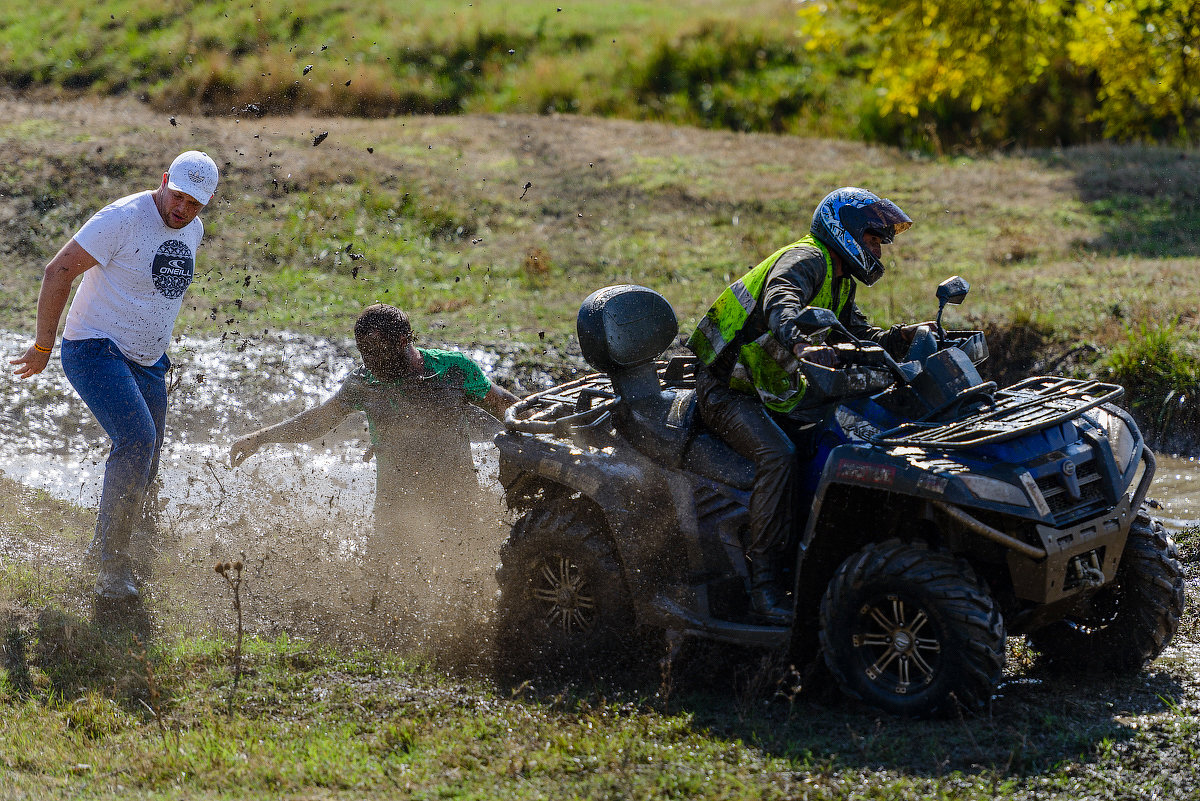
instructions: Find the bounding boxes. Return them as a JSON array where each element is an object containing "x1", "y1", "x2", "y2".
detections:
[
  {"x1": 229, "y1": 303, "x2": 519, "y2": 599},
  {"x1": 687, "y1": 186, "x2": 931, "y2": 623},
  {"x1": 10, "y1": 150, "x2": 220, "y2": 602}
]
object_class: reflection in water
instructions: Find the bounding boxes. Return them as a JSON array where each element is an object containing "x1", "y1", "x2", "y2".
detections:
[{"x1": 1148, "y1": 453, "x2": 1200, "y2": 531}]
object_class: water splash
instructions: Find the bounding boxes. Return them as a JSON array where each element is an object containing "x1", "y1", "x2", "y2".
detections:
[{"x1": 0, "y1": 329, "x2": 502, "y2": 539}]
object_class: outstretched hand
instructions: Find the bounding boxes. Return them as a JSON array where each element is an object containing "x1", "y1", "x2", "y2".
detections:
[
  {"x1": 229, "y1": 434, "x2": 262, "y2": 468},
  {"x1": 10, "y1": 345, "x2": 51, "y2": 380}
]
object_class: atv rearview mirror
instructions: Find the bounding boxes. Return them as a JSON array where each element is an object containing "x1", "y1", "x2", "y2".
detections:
[
  {"x1": 936, "y1": 276, "x2": 970, "y2": 306},
  {"x1": 935, "y1": 276, "x2": 970, "y2": 339}
]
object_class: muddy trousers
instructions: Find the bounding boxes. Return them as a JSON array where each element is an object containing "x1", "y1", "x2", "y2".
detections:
[
  {"x1": 695, "y1": 367, "x2": 797, "y2": 561},
  {"x1": 62, "y1": 338, "x2": 168, "y2": 568}
]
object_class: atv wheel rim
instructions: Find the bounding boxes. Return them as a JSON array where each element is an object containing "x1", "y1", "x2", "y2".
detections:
[
  {"x1": 531, "y1": 555, "x2": 596, "y2": 634},
  {"x1": 852, "y1": 594, "x2": 942, "y2": 693}
]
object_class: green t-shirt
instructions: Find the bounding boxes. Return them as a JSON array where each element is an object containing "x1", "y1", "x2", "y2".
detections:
[{"x1": 332, "y1": 348, "x2": 493, "y2": 516}]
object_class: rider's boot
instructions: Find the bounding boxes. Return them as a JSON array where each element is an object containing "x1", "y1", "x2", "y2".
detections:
[{"x1": 748, "y1": 557, "x2": 790, "y2": 625}]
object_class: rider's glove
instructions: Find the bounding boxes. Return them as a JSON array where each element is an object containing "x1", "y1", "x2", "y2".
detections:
[{"x1": 794, "y1": 344, "x2": 839, "y2": 368}]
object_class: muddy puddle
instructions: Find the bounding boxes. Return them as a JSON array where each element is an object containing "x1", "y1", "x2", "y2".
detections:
[
  {"x1": 0, "y1": 330, "x2": 579, "y2": 664},
  {"x1": 1144, "y1": 454, "x2": 1200, "y2": 530},
  {"x1": 0, "y1": 330, "x2": 517, "y2": 538},
  {"x1": 5, "y1": 331, "x2": 1197, "y2": 529}
]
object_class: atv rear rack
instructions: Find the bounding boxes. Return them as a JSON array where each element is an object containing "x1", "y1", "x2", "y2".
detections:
[
  {"x1": 505, "y1": 374, "x2": 617, "y2": 435},
  {"x1": 504, "y1": 358, "x2": 696, "y2": 436},
  {"x1": 869, "y1": 376, "x2": 1124, "y2": 449}
]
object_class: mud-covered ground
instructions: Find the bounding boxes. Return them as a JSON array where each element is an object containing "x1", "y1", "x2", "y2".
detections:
[{"x1": 3, "y1": 328, "x2": 1199, "y2": 651}]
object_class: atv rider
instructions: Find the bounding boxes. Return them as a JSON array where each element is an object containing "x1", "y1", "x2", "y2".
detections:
[{"x1": 687, "y1": 186, "x2": 926, "y2": 624}]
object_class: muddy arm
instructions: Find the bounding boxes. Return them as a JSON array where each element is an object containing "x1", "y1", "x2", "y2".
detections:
[
  {"x1": 230, "y1": 396, "x2": 352, "y2": 467},
  {"x1": 475, "y1": 383, "x2": 520, "y2": 421}
]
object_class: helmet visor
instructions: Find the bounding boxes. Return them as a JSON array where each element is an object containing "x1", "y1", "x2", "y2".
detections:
[{"x1": 862, "y1": 199, "x2": 912, "y2": 243}]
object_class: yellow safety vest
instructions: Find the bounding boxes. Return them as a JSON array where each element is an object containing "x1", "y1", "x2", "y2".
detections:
[{"x1": 686, "y1": 235, "x2": 851, "y2": 413}]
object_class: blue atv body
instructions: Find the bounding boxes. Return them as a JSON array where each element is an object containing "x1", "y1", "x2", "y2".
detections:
[{"x1": 494, "y1": 281, "x2": 1184, "y2": 717}]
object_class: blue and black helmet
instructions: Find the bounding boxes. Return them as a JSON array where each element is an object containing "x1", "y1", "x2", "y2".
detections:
[{"x1": 810, "y1": 187, "x2": 912, "y2": 286}]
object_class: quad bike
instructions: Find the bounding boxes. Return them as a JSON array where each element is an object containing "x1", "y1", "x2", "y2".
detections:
[{"x1": 494, "y1": 277, "x2": 1185, "y2": 716}]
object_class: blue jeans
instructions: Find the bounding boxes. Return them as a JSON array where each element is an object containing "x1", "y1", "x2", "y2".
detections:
[{"x1": 61, "y1": 338, "x2": 169, "y2": 566}]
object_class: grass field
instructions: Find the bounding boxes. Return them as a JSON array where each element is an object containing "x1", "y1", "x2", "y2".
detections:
[
  {"x1": 1, "y1": 97, "x2": 1197, "y2": 347},
  {"x1": 0, "y1": 0, "x2": 846, "y2": 134},
  {"x1": 1, "y1": 7, "x2": 1199, "y2": 794}
]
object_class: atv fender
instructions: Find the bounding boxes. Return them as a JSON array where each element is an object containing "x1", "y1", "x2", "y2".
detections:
[{"x1": 495, "y1": 430, "x2": 681, "y2": 600}]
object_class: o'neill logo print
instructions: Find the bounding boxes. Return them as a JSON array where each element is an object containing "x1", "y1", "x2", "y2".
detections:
[{"x1": 152, "y1": 239, "x2": 194, "y2": 299}]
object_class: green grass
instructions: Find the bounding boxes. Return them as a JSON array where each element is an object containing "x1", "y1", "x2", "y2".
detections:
[
  {"x1": 1, "y1": 477, "x2": 1200, "y2": 799},
  {"x1": 0, "y1": 0, "x2": 836, "y2": 131},
  {"x1": 1, "y1": 99, "x2": 1197, "y2": 349},
  {"x1": 1101, "y1": 323, "x2": 1200, "y2": 447},
  {"x1": 5, "y1": 0, "x2": 1196, "y2": 151}
]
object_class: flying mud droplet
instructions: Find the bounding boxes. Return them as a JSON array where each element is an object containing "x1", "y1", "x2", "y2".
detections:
[
  {"x1": 312, "y1": 132, "x2": 329, "y2": 147},
  {"x1": 303, "y1": 65, "x2": 314, "y2": 75},
  {"x1": 519, "y1": 181, "x2": 532, "y2": 200}
]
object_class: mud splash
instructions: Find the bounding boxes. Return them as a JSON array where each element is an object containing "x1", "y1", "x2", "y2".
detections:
[{"x1": 0, "y1": 330, "x2": 580, "y2": 668}]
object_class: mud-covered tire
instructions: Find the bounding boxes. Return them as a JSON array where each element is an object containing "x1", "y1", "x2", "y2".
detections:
[
  {"x1": 495, "y1": 500, "x2": 634, "y2": 676},
  {"x1": 1027, "y1": 511, "x2": 1184, "y2": 674},
  {"x1": 819, "y1": 539, "x2": 1006, "y2": 718}
]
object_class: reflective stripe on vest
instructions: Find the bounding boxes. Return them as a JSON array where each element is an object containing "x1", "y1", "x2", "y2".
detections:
[{"x1": 686, "y1": 235, "x2": 851, "y2": 413}]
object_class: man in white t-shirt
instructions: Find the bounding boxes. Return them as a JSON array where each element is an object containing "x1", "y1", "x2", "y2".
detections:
[{"x1": 10, "y1": 150, "x2": 219, "y2": 602}]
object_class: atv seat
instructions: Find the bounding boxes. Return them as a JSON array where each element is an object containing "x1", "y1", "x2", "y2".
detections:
[
  {"x1": 578, "y1": 285, "x2": 691, "y2": 463},
  {"x1": 577, "y1": 285, "x2": 755, "y2": 489},
  {"x1": 662, "y1": 386, "x2": 755, "y2": 490}
]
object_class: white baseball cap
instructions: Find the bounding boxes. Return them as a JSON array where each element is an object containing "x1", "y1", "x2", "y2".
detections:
[{"x1": 166, "y1": 150, "x2": 219, "y2": 205}]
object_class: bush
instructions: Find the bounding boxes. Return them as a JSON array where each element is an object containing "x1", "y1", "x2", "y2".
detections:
[{"x1": 1102, "y1": 322, "x2": 1200, "y2": 449}]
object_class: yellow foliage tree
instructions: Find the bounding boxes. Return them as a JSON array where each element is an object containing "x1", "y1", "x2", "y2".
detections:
[
  {"x1": 1069, "y1": 0, "x2": 1200, "y2": 140},
  {"x1": 799, "y1": 0, "x2": 1199, "y2": 145}
]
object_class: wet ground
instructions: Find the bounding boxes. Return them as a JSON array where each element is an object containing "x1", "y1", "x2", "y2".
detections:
[
  {"x1": 4, "y1": 330, "x2": 1197, "y2": 533},
  {"x1": 1145, "y1": 454, "x2": 1200, "y2": 530}
]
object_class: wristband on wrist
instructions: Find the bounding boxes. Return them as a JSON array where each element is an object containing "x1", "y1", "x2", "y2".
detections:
[{"x1": 33, "y1": 342, "x2": 52, "y2": 354}]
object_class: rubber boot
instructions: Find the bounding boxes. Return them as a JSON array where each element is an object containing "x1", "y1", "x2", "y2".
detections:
[
  {"x1": 95, "y1": 558, "x2": 139, "y2": 600},
  {"x1": 748, "y1": 557, "x2": 790, "y2": 625}
]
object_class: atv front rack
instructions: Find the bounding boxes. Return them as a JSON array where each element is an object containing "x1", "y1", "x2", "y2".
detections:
[{"x1": 869, "y1": 376, "x2": 1124, "y2": 449}]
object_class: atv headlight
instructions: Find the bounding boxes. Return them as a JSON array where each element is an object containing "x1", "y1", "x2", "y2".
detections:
[
  {"x1": 1094, "y1": 408, "x2": 1137, "y2": 473},
  {"x1": 959, "y1": 474, "x2": 1031, "y2": 507}
]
